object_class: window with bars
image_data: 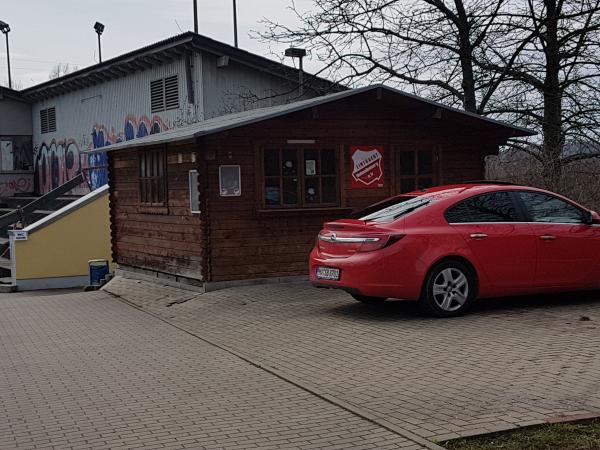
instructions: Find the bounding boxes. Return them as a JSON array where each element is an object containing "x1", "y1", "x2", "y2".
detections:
[
  {"x1": 150, "y1": 75, "x2": 179, "y2": 113},
  {"x1": 263, "y1": 148, "x2": 339, "y2": 208},
  {"x1": 139, "y1": 148, "x2": 167, "y2": 206},
  {"x1": 397, "y1": 150, "x2": 436, "y2": 193},
  {"x1": 40, "y1": 107, "x2": 57, "y2": 134}
]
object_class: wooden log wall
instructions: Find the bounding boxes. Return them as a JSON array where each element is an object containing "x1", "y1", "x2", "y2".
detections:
[
  {"x1": 109, "y1": 142, "x2": 204, "y2": 280},
  {"x1": 108, "y1": 91, "x2": 512, "y2": 284},
  {"x1": 201, "y1": 94, "x2": 508, "y2": 282}
]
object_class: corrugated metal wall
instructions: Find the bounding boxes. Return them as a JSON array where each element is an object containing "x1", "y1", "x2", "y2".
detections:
[
  {"x1": 31, "y1": 49, "x2": 319, "y2": 194},
  {"x1": 32, "y1": 58, "x2": 188, "y2": 194},
  {"x1": 201, "y1": 52, "x2": 312, "y2": 119}
]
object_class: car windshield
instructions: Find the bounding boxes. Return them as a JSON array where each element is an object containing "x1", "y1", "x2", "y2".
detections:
[{"x1": 359, "y1": 196, "x2": 432, "y2": 222}]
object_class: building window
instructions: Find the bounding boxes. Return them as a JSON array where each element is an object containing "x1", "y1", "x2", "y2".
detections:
[
  {"x1": 397, "y1": 150, "x2": 436, "y2": 192},
  {"x1": 262, "y1": 148, "x2": 338, "y2": 208},
  {"x1": 40, "y1": 107, "x2": 57, "y2": 134},
  {"x1": 150, "y1": 75, "x2": 179, "y2": 113},
  {"x1": 219, "y1": 165, "x2": 241, "y2": 197},
  {"x1": 139, "y1": 147, "x2": 166, "y2": 206}
]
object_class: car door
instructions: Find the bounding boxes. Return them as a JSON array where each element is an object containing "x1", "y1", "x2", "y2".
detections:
[
  {"x1": 516, "y1": 191, "x2": 600, "y2": 288},
  {"x1": 445, "y1": 191, "x2": 536, "y2": 293}
]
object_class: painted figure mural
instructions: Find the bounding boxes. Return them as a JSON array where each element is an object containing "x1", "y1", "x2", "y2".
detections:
[{"x1": 33, "y1": 115, "x2": 169, "y2": 194}]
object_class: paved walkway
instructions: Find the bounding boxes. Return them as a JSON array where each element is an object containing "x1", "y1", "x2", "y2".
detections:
[
  {"x1": 0, "y1": 289, "x2": 426, "y2": 449},
  {"x1": 105, "y1": 277, "x2": 600, "y2": 443}
]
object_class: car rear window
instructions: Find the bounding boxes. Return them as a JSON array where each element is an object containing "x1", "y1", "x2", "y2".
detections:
[{"x1": 360, "y1": 196, "x2": 432, "y2": 222}]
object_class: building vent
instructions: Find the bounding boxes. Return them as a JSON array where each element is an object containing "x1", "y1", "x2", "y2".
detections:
[
  {"x1": 151, "y1": 75, "x2": 179, "y2": 113},
  {"x1": 150, "y1": 79, "x2": 164, "y2": 112},
  {"x1": 164, "y1": 75, "x2": 179, "y2": 110},
  {"x1": 40, "y1": 107, "x2": 57, "y2": 134}
]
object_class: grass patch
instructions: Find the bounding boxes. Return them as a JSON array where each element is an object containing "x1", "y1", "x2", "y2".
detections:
[{"x1": 443, "y1": 420, "x2": 600, "y2": 450}]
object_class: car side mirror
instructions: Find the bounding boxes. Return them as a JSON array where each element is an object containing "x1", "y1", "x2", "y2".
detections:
[{"x1": 589, "y1": 211, "x2": 600, "y2": 225}]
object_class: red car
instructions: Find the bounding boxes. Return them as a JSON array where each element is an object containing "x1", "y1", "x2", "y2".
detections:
[{"x1": 310, "y1": 182, "x2": 600, "y2": 317}]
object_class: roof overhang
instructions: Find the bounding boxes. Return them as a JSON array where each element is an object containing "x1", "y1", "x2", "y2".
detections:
[
  {"x1": 0, "y1": 86, "x2": 30, "y2": 103},
  {"x1": 21, "y1": 32, "x2": 343, "y2": 101},
  {"x1": 86, "y1": 85, "x2": 536, "y2": 155}
]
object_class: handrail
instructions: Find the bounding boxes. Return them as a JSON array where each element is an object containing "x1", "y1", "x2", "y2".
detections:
[{"x1": 0, "y1": 173, "x2": 86, "y2": 230}]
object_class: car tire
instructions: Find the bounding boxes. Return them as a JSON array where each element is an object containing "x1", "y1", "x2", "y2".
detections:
[
  {"x1": 351, "y1": 294, "x2": 387, "y2": 305},
  {"x1": 420, "y1": 260, "x2": 477, "y2": 317}
]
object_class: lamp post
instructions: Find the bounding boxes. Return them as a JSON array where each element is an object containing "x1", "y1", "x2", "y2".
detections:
[
  {"x1": 285, "y1": 48, "x2": 307, "y2": 96},
  {"x1": 233, "y1": 0, "x2": 238, "y2": 48},
  {"x1": 0, "y1": 21, "x2": 11, "y2": 89},
  {"x1": 94, "y1": 22, "x2": 105, "y2": 63}
]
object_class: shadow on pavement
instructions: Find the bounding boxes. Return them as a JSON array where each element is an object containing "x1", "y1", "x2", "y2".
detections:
[{"x1": 327, "y1": 290, "x2": 600, "y2": 321}]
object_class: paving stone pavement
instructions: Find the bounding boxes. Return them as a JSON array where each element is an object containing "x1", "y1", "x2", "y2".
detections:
[
  {"x1": 0, "y1": 289, "x2": 428, "y2": 450},
  {"x1": 104, "y1": 276, "x2": 600, "y2": 443}
]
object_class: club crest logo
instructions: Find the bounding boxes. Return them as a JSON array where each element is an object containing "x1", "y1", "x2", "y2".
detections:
[{"x1": 351, "y1": 147, "x2": 384, "y2": 188}]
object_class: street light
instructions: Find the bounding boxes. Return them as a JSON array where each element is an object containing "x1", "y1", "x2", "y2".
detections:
[
  {"x1": 94, "y1": 21, "x2": 105, "y2": 63},
  {"x1": 233, "y1": 0, "x2": 238, "y2": 48},
  {"x1": 0, "y1": 20, "x2": 11, "y2": 89},
  {"x1": 285, "y1": 47, "x2": 307, "y2": 96}
]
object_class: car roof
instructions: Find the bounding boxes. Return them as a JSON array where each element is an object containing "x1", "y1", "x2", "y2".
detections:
[
  {"x1": 403, "y1": 183, "x2": 590, "y2": 211},
  {"x1": 406, "y1": 183, "x2": 531, "y2": 196}
]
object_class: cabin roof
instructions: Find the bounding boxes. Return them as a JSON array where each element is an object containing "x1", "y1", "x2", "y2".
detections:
[{"x1": 87, "y1": 84, "x2": 536, "y2": 154}]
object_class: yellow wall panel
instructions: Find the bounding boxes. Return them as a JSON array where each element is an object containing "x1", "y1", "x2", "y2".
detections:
[{"x1": 15, "y1": 194, "x2": 113, "y2": 280}]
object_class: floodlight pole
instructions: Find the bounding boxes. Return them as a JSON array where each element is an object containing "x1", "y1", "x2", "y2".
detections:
[
  {"x1": 233, "y1": 0, "x2": 238, "y2": 48},
  {"x1": 4, "y1": 31, "x2": 11, "y2": 89},
  {"x1": 94, "y1": 22, "x2": 105, "y2": 63},
  {"x1": 0, "y1": 21, "x2": 11, "y2": 88},
  {"x1": 97, "y1": 33, "x2": 102, "y2": 63},
  {"x1": 285, "y1": 48, "x2": 307, "y2": 97}
]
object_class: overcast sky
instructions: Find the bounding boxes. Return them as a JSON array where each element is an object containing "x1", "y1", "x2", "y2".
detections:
[{"x1": 1, "y1": 0, "x2": 316, "y2": 89}]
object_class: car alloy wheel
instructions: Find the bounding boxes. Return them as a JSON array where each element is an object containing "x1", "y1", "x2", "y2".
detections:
[
  {"x1": 420, "y1": 260, "x2": 476, "y2": 317},
  {"x1": 432, "y1": 268, "x2": 469, "y2": 312}
]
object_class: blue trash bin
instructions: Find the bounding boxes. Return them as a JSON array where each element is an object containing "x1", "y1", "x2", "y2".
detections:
[{"x1": 89, "y1": 259, "x2": 109, "y2": 286}]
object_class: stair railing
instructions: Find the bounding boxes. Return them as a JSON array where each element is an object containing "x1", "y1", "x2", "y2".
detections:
[{"x1": 0, "y1": 173, "x2": 86, "y2": 231}]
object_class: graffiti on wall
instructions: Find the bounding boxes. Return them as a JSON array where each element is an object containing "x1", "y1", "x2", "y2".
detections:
[
  {"x1": 34, "y1": 115, "x2": 170, "y2": 194},
  {"x1": 0, "y1": 173, "x2": 34, "y2": 196},
  {"x1": 34, "y1": 139, "x2": 85, "y2": 194}
]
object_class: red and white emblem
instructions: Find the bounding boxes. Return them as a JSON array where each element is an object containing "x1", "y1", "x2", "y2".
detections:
[{"x1": 350, "y1": 146, "x2": 384, "y2": 189}]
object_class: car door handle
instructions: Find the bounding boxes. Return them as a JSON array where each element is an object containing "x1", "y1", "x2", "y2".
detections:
[
  {"x1": 540, "y1": 235, "x2": 557, "y2": 241},
  {"x1": 470, "y1": 233, "x2": 488, "y2": 240}
]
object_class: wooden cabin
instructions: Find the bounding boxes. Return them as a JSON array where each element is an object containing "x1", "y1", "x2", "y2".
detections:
[{"x1": 101, "y1": 85, "x2": 534, "y2": 290}]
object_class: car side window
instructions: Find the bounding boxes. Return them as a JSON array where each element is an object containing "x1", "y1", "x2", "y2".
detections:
[
  {"x1": 518, "y1": 192, "x2": 586, "y2": 224},
  {"x1": 446, "y1": 191, "x2": 518, "y2": 223}
]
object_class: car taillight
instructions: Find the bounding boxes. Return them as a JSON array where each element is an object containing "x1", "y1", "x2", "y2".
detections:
[
  {"x1": 318, "y1": 232, "x2": 405, "y2": 252},
  {"x1": 357, "y1": 234, "x2": 405, "y2": 252}
]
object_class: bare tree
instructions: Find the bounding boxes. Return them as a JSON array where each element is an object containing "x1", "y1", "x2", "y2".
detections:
[
  {"x1": 49, "y1": 63, "x2": 78, "y2": 80},
  {"x1": 480, "y1": 0, "x2": 600, "y2": 189},
  {"x1": 260, "y1": 0, "x2": 600, "y2": 190},
  {"x1": 260, "y1": 0, "x2": 510, "y2": 113}
]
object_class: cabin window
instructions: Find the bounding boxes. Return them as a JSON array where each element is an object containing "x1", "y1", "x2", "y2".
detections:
[
  {"x1": 189, "y1": 170, "x2": 201, "y2": 213},
  {"x1": 139, "y1": 147, "x2": 166, "y2": 207},
  {"x1": 40, "y1": 107, "x2": 57, "y2": 134},
  {"x1": 150, "y1": 75, "x2": 179, "y2": 113},
  {"x1": 397, "y1": 150, "x2": 436, "y2": 192},
  {"x1": 262, "y1": 148, "x2": 339, "y2": 208}
]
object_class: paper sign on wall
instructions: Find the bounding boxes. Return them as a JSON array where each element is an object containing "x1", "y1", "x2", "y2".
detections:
[{"x1": 350, "y1": 146, "x2": 384, "y2": 189}]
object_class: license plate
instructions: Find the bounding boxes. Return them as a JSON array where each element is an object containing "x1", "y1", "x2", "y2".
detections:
[{"x1": 316, "y1": 267, "x2": 340, "y2": 281}]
